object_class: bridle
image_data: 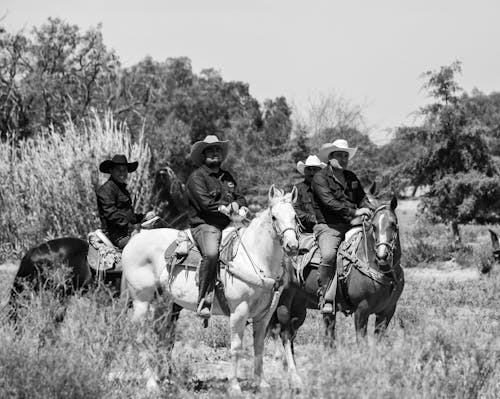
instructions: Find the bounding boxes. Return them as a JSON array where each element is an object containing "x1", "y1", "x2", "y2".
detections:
[
  {"x1": 366, "y1": 204, "x2": 399, "y2": 270},
  {"x1": 269, "y1": 204, "x2": 299, "y2": 247}
]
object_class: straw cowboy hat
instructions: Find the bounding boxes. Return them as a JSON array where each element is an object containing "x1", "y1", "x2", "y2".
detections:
[
  {"x1": 190, "y1": 135, "x2": 229, "y2": 166},
  {"x1": 99, "y1": 154, "x2": 138, "y2": 173},
  {"x1": 296, "y1": 155, "x2": 326, "y2": 175},
  {"x1": 318, "y1": 139, "x2": 358, "y2": 163}
]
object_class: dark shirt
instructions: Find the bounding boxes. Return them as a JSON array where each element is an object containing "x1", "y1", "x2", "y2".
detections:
[
  {"x1": 186, "y1": 164, "x2": 247, "y2": 229},
  {"x1": 312, "y1": 166, "x2": 369, "y2": 227},
  {"x1": 96, "y1": 177, "x2": 144, "y2": 242},
  {"x1": 294, "y1": 181, "x2": 317, "y2": 233}
]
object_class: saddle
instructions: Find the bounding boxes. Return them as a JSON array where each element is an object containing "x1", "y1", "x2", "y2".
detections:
[
  {"x1": 87, "y1": 230, "x2": 122, "y2": 272},
  {"x1": 294, "y1": 227, "x2": 363, "y2": 284},
  {"x1": 164, "y1": 226, "x2": 241, "y2": 281}
]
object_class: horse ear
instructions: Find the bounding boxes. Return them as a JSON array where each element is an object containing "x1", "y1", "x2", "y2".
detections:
[
  {"x1": 390, "y1": 195, "x2": 398, "y2": 210},
  {"x1": 268, "y1": 184, "x2": 276, "y2": 201},
  {"x1": 489, "y1": 229, "x2": 500, "y2": 251},
  {"x1": 291, "y1": 186, "x2": 298, "y2": 204},
  {"x1": 368, "y1": 181, "x2": 377, "y2": 196}
]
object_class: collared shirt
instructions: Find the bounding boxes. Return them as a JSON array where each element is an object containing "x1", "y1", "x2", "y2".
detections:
[
  {"x1": 186, "y1": 164, "x2": 247, "y2": 229},
  {"x1": 294, "y1": 181, "x2": 317, "y2": 233},
  {"x1": 96, "y1": 177, "x2": 144, "y2": 242},
  {"x1": 312, "y1": 166, "x2": 369, "y2": 226}
]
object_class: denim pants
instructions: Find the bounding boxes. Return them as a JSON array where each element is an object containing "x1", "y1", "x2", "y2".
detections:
[
  {"x1": 191, "y1": 224, "x2": 222, "y2": 305},
  {"x1": 313, "y1": 223, "x2": 348, "y2": 266}
]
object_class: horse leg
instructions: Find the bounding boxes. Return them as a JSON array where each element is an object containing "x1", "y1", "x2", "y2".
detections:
[
  {"x1": 323, "y1": 311, "x2": 337, "y2": 347},
  {"x1": 354, "y1": 305, "x2": 370, "y2": 345},
  {"x1": 253, "y1": 318, "x2": 272, "y2": 392},
  {"x1": 229, "y1": 301, "x2": 249, "y2": 394},
  {"x1": 374, "y1": 304, "x2": 397, "y2": 337}
]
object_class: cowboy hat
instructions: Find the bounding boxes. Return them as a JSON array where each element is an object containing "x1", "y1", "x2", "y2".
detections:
[
  {"x1": 99, "y1": 154, "x2": 138, "y2": 173},
  {"x1": 318, "y1": 139, "x2": 358, "y2": 163},
  {"x1": 190, "y1": 135, "x2": 229, "y2": 166},
  {"x1": 296, "y1": 155, "x2": 326, "y2": 175}
]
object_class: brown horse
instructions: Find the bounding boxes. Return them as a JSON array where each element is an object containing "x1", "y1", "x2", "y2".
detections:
[{"x1": 269, "y1": 196, "x2": 404, "y2": 389}]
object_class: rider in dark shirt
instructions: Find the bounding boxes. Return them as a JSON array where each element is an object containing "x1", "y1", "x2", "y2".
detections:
[
  {"x1": 186, "y1": 135, "x2": 248, "y2": 319},
  {"x1": 312, "y1": 140, "x2": 373, "y2": 314},
  {"x1": 96, "y1": 154, "x2": 154, "y2": 249}
]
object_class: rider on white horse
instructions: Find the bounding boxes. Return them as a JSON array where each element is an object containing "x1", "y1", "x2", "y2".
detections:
[
  {"x1": 312, "y1": 139, "x2": 373, "y2": 314},
  {"x1": 186, "y1": 135, "x2": 249, "y2": 319}
]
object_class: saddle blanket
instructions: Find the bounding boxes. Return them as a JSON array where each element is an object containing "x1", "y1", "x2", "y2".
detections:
[{"x1": 87, "y1": 230, "x2": 122, "y2": 271}]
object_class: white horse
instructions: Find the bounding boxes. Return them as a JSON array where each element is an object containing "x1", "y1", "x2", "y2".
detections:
[{"x1": 121, "y1": 185, "x2": 299, "y2": 392}]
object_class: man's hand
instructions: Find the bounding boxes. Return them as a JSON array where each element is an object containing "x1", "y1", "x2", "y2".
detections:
[
  {"x1": 218, "y1": 205, "x2": 231, "y2": 216},
  {"x1": 355, "y1": 207, "x2": 372, "y2": 218},
  {"x1": 144, "y1": 211, "x2": 156, "y2": 221},
  {"x1": 229, "y1": 202, "x2": 240, "y2": 213},
  {"x1": 238, "y1": 206, "x2": 250, "y2": 218}
]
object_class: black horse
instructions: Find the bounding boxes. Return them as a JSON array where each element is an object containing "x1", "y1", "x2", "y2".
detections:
[
  {"x1": 7, "y1": 165, "x2": 187, "y2": 325},
  {"x1": 269, "y1": 195, "x2": 405, "y2": 390}
]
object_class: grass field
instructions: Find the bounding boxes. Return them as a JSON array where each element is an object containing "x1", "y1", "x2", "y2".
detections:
[{"x1": 1, "y1": 199, "x2": 500, "y2": 398}]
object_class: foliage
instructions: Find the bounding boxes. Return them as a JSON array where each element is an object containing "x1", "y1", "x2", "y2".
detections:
[{"x1": 0, "y1": 113, "x2": 152, "y2": 253}]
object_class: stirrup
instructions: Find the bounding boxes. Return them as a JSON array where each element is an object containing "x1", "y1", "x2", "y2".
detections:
[
  {"x1": 196, "y1": 299, "x2": 211, "y2": 319},
  {"x1": 320, "y1": 302, "x2": 334, "y2": 314}
]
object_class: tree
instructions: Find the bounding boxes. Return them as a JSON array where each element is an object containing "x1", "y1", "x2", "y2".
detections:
[{"x1": 401, "y1": 61, "x2": 500, "y2": 243}]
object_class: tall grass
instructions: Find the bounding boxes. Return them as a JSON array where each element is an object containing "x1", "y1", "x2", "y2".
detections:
[{"x1": 0, "y1": 113, "x2": 152, "y2": 257}]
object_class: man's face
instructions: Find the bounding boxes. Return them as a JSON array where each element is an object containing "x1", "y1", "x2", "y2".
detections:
[
  {"x1": 202, "y1": 145, "x2": 223, "y2": 168},
  {"x1": 111, "y1": 165, "x2": 129, "y2": 184},
  {"x1": 329, "y1": 151, "x2": 349, "y2": 169},
  {"x1": 304, "y1": 166, "x2": 321, "y2": 183}
]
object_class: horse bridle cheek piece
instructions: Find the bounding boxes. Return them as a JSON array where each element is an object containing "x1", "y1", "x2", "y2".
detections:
[{"x1": 269, "y1": 206, "x2": 299, "y2": 247}]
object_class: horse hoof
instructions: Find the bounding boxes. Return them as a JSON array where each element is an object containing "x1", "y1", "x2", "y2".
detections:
[
  {"x1": 290, "y1": 374, "x2": 303, "y2": 392},
  {"x1": 228, "y1": 382, "x2": 242, "y2": 396},
  {"x1": 146, "y1": 376, "x2": 160, "y2": 392}
]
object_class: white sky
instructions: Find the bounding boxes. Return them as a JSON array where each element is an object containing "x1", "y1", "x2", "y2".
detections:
[{"x1": 2, "y1": 0, "x2": 500, "y2": 144}]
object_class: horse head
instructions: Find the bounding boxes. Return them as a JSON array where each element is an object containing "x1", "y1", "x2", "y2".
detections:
[
  {"x1": 268, "y1": 185, "x2": 299, "y2": 256},
  {"x1": 487, "y1": 229, "x2": 500, "y2": 273},
  {"x1": 370, "y1": 196, "x2": 399, "y2": 270}
]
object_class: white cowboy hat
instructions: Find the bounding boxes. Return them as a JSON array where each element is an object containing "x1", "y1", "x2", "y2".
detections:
[
  {"x1": 296, "y1": 155, "x2": 326, "y2": 175},
  {"x1": 190, "y1": 135, "x2": 229, "y2": 166},
  {"x1": 318, "y1": 139, "x2": 358, "y2": 163}
]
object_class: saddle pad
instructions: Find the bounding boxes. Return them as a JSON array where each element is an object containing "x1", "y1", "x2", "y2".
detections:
[{"x1": 87, "y1": 231, "x2": 122, "y2": 271}]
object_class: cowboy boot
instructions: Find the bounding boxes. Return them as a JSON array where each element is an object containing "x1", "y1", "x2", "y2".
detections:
[
  {"x1": 318, "y1": 263, "x2": 336, "y2": 314},
  {"x1": 197, "y1": 264, "x2": 214, "y2": 319}
]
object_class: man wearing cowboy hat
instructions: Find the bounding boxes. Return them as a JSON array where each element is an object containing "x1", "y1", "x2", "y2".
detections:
[
  {"x1": 312, "y1": 139, "x2": 373, "y2": 314},
  {"x1": 294, "y1": 155, "x2": 326, "y2": 233},
  {"x1": 186, "y1": 135, "x2": 248, "y2": 319},
  {"x1": 96, "y1": 154, "x2": 155, "y2": 249}
]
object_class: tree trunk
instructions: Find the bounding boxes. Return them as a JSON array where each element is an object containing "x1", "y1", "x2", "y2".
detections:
[{"x1": 450, "y1": 221, "x2": 461, "y2": 246}]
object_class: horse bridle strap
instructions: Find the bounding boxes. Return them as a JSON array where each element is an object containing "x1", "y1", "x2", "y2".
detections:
[{"x1": 269, "y1": 208, "x2": 298, "y2": 245}]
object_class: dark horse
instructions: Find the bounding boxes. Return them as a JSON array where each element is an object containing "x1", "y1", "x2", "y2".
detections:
[
  {"x1": 7, "y1": 165, "x2": 187, "y2": 325},
  {"x1": 269, "y1": 196, "x2": 405, "y2": 389}
]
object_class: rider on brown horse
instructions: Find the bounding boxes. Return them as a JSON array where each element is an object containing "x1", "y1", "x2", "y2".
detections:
[
  {"x1": 96, "y1": 154, "x2": 155, "y2": 249},
  {"x1": 312, "y1": 139, "x2": 373, "y2": 314},
  {"x1": 186, "y1": 135, "x2": 249, "y2": 319},
  {"x1": 294, "y1": 155, "x2": 326, "y2": 233}
]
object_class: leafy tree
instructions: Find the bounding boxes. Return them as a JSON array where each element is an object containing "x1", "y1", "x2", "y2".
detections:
[
  {"x1": 291, "y1": 123, "x2": 311, "y2": 163},
  {"x1": 401, "y1": 61, "x2": 500, "y2": 242}
]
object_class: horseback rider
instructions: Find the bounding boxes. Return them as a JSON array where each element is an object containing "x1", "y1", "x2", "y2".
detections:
[
  {"x1": 96, "y1": 154, "x2": 155, "y2": 249},
  {"x1": 294, "y1": 155, "x2": 326, "y2": 233},
  {"x1": 186, "y1": 135, "x2": 249, "y2": 319},
  {"x1": 312, "y1": 139, "x2": 373, "y2": 314}
]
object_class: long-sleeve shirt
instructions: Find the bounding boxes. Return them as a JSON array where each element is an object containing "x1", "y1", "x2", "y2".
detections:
[
  {"x1": 96, "y1": 177, "x2": 144, "y2": 242},
  {"x1": 186, "y1": 164, "x2": 247, "y2": 229},
  {"x1": 293, "y1": 181, "x2": 317, "y2": 233},
  {"x1": 312, "y1": 166, "x2": 369, "y2": 227}
]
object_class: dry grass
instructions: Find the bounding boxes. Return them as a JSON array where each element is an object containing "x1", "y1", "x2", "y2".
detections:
[{"x1": 0, "y1": 112, "x2": 152, "y2": 260}]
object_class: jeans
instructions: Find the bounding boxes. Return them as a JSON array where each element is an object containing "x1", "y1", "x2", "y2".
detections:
[
  {"x1": 191, "y1": 224, "x2": 222, "y2": 306},
  {"x1": 313, "y1": 223, "x2": 348, "y2": 266}
]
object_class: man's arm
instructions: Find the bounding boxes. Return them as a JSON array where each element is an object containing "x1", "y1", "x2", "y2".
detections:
[
  {"x1": 293, "y1": 185, "x2": 316, "y2": 228},
  {"x1": 312, "y1": 172, "x2": 356, "y2": 219}
]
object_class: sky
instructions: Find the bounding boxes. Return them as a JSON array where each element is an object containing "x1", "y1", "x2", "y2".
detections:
[{"x1": 2, "y1": 0, "x2": 500, "y2": 144}]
